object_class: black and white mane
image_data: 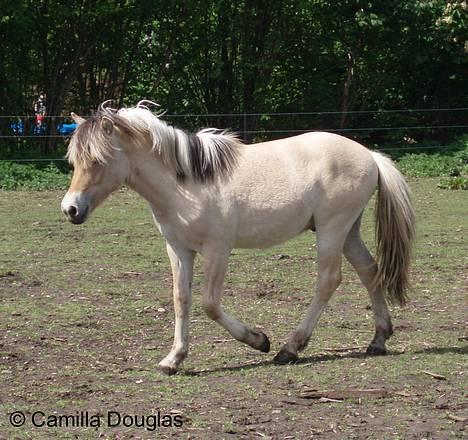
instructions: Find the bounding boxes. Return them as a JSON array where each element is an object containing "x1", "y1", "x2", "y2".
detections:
[{"x1": 67, "y1": 102, "x2": 242, "y2": 183}]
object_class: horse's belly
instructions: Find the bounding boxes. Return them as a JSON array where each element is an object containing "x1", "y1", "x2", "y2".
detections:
[
  {"x1": 234, "y1": 231, "x2": 305, "y2": 249},
  {"x1": 233, "y1": 207, "x2": 312, "y2": 249}
]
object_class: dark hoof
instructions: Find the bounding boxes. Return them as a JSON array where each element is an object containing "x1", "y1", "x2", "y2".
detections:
[
  {"x1": 158, "y1": 364, "x2": 179, "y2": 376},
  {"x1": 366, "y1": 344, "x2": 387, "y2": 356},
  {"x1": 258, "y1": 332, "x2": 271, "y2": 353},
  {"x1": 272, "y1": 348, "x2": 298, "y2": 365}
]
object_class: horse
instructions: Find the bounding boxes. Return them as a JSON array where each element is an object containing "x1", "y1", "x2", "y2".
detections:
[{"x1": 61, "y1": 102, "x2": 415, "y2": 375}]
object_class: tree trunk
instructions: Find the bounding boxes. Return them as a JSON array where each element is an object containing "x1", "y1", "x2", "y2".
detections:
[{"x1": 340, "y1": 51, "x2": 354, "y2": 129}]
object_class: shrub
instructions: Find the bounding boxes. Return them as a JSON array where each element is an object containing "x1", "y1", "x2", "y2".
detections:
[
  {"x1": 0, "y1": 162, "x2": 71, "y2": 190},
  {"x1": 437, "y1": 176, "x2": 468, "y2": 190},
  {"x1": 396, "y1": 136, "x2": 468, "y2": 178},
  {"x1": 396, "y1": 151, "x2": 466, "y2": 177}
]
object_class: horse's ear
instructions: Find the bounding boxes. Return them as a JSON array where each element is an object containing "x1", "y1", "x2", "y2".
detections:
[
  {"x1": 101, "y1": 116, "x2": 114, "y2": 135},
  {"x1": 71, "y1": 112, "x2": 85, "y2": 124}
]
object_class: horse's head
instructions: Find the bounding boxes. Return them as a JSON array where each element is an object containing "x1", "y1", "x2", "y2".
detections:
[
  {"x1": 61, "y1": 102, "x2": 242, "y2": 224},
  {"x1": 61, "y1": 111, "x2": 131, "y2": 224}
]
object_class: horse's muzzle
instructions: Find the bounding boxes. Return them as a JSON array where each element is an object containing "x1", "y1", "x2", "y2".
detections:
[
  {"x1": 61, "y1": 191, "x2": 90, "y2": 224},
  {"x1": 63, "y1": 204, "x2": 88, "y2": 224}
]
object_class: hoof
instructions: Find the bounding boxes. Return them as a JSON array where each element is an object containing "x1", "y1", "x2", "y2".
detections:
[
  {"x1": 158, "y1": 363, "x2": 179, "y2": 376},
  {"x1": 258, "y1": 332, "x2": 271, "y2": 353},
  {"x1": 272, "y1": 348, "x2": 298, "y2": 365},
  {"x1": 366, "y1": 344, "x2": 387, "y2": 356}
]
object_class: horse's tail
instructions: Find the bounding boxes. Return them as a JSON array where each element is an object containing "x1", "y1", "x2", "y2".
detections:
[{"x1": 370, "y1": 151, "x2": 415, "y2": 306}]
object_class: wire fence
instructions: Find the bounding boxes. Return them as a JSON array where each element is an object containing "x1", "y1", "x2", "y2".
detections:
[
  {"x1": 0, "y1": 143, "x2": 465, "y2": 163},
  {"x1": 1, "y1": 106, "x2": 468, "y2": 119},
  {"x1": 1, "y1": 107, "x2": 467, "y2": 162},
  {"x1": 1, "y1": 124, "x2": 467, "y2": 139}
]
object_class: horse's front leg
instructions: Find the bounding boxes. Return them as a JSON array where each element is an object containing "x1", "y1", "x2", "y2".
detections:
[
  {"x1": 202, "y1": 247, "x2": 270, "y2": 353},
  {"x1": 158, "y1": 242, "x2": 195, "y2": 375}
]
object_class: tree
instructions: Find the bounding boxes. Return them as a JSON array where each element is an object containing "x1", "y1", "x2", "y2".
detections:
[{"x1": 0, "y1": 0, "x2": 466, "y2": 152}]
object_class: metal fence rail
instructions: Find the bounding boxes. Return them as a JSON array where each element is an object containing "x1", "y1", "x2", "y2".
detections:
[
  {"x1": 0, "y1": 144, "x2": 464, "y2": 163},
  {"x1": 1, "y1": 108, "x2": 466, "y2": 162},
  {"x1": 1, "y1": 107, "x2": 468, "y2": 119},
  {"x1": 1, "y1": 124, "x2": 468, "y2": 139}
]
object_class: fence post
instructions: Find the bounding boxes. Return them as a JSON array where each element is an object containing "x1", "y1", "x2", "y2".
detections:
[{"x1": 243, "y1": 112, "x2": 248, "y2": 143}]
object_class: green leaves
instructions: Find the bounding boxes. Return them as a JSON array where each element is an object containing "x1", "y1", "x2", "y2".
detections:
[
  {"x1": 0, "y1": 162, "x2": 70, "y2": 190},
  {"x1": 0, "y1": 0, "x2": 466, "y2": 150}
]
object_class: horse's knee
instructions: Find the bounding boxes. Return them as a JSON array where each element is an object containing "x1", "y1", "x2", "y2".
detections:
[
  {"x1": 202, "y1": 299, "x2": 221, "y2": 320},
  {"x1": 173, "y1": 298, "x2": 191, "y2": 319}
]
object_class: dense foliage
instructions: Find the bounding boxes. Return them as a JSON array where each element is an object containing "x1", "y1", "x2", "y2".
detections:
[
  {"x1": 0, "y1": 161, "x2": 70, "y2": 190},
  {"x1": 0, "y1": 0, "x2": 467, "y2": 151}
]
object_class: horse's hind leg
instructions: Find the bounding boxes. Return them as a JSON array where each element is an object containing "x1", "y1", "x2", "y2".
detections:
[
  {"x1": 201, "y1": 247, "x2": 270, "y2": 353},
  {"x1": 343, "y1": 215, "x2": 393, "y2": 355},
  {"x1": 273, "y1": 223, "x2": 347, "y2": 364}
]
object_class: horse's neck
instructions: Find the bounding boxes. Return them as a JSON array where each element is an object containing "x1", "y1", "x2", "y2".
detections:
[{"x1": 126, "y1": 150, "x2": 176, "y2": 215}]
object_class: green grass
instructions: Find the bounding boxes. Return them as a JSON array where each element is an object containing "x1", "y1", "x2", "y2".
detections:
[{"x1": 0, "y1": 180, "x2": 467, "y2": 439}]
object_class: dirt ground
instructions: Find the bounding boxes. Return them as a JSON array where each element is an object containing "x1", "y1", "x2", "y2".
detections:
[{"x1": 0, "y1": 179, "x2": 467, "y2": 439}]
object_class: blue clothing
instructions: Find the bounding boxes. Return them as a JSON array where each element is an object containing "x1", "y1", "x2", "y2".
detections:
[
  {"x1": 10, "y1": 121, "x2": 24, "y2": 135},
  {"x1": 57, "y1": 123, "x2": 78, "y2": 135}
]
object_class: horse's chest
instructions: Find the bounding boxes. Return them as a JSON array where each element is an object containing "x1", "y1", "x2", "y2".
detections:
[{"x1": 156, "y1": 213, "x2": 216, "y2": 252}]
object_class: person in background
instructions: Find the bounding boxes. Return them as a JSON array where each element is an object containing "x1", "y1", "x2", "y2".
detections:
[
  {"x1": 33, "y1": 92, "x2": 47, "y2": 135},
  {"x1": 10, "y1": 118, "x2": 24, "y2": 136}
]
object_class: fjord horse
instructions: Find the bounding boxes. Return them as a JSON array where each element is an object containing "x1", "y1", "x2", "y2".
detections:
[{"x1": 61, "y1": 103, "x2": 415, "y2": 374}]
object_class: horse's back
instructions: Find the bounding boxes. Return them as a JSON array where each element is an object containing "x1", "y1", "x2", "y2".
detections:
[
  {"x1": 238, "y1": 131, "x2": 378, "y2": 193},
  {"x1": 254, "y1": 131, "x2": 375, "y2": 168}
]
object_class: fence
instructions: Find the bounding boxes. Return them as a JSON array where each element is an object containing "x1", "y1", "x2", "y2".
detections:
[{"x1": 1, "y1": 107, "x2": 467, "y2": 161}]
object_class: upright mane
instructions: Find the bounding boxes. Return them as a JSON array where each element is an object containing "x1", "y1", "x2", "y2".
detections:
[{"x1": 67, "y1": 102, "x2": 242, "y2": 183}]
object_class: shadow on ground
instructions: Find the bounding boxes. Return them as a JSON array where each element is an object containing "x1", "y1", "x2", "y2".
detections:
[{"x1": 182, "y1": 348, "x2": 407, "y2": 376}]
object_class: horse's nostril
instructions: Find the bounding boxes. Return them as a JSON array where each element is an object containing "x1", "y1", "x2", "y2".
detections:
[{"x1": 68, "y1": 205, "x2": 78, "y2": 217}]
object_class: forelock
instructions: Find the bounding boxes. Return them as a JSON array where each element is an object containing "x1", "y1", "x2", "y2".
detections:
[{"x1": 66, "y1": 110, "x2": 133, "y2": 168}]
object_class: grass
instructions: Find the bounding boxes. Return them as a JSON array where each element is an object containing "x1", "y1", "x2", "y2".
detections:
[{"x1": 0, "y1": 179, "x2": 467, "y2": 439}]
